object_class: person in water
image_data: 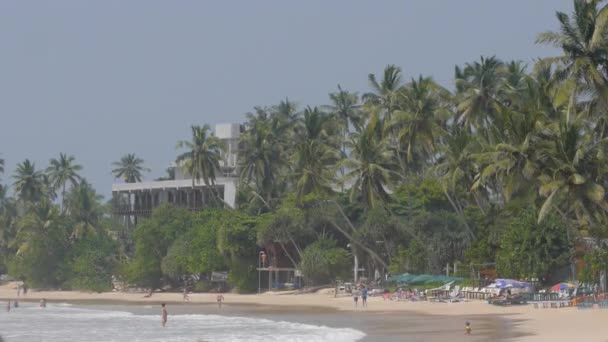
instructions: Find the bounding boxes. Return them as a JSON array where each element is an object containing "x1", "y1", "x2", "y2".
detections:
[
  {"x1": 216, "y1": 294, "x2": 224, "y2": 308},
  {"x1": 13, "y1": 300, "x2": 18, "y2": 308},
  {"x1": 40, "y1": 298, "x2": 47, "y2": 308},
  {"x1": 465, "y1": 321, "x2": 472, "y2": 335},
  {"x1": 161, "y1": 303, "x2": 168, "y2": 327},
  {"x1": 6, "y1": 300, "x2": 10, "y2": 312}
]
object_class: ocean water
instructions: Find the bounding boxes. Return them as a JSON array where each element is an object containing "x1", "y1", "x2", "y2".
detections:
[{"x1": 0, "y1": 303, "x2": 366, "y2": 342}]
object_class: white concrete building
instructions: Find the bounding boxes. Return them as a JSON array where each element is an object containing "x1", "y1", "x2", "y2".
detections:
[{"x1": 111, "y1": 123, "x2": 242, "y2": 220}]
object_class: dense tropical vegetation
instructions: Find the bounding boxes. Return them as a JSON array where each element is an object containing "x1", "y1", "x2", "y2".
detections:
[{"x1": 2, "y1": 0, "x2": 608, "y2": 292}]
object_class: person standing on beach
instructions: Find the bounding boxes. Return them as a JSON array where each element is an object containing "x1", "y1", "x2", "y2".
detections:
[
  {"x1": 361, "y1": 286, "x2": 368, "y2": 307},
  {"x1": 353, "y1": 289, "x2": 359, "y2": 308},
  {"x1": 161, "y1": 303, "x2": 168, "y2": 327},
  {"x1": 183, "y1": 287, "x2": 190, "y2": 302},
  {"x1": 216, "y1": 294, "x2": 224, "y2": 308}
]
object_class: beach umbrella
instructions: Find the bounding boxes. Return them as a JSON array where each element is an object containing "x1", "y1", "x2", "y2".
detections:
[
  {"x1": 489, "y1": 279, "x2": 530, "y2": 289},
  {"x1": 551, "y1": 283, "x2": 575, "y2": 292}
]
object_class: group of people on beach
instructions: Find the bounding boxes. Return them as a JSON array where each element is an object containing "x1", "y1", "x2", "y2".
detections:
[
  {"x1": 352, "y1": 284, "x2": 368, "y2": 308},
  {"x1": 4, "y1": 283, "x2": 47, "y2": 312}
]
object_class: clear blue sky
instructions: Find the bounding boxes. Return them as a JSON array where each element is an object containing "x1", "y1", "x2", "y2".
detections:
[{"x1": 0, "y1": 0, "x2": 572, "y2": 199}]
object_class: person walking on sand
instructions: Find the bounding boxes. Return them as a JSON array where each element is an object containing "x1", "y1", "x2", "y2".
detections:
[
  {"x1": 361, "y1": 286, "x2": 368, "y2": 308},
  {"x1": 161, "y1": 303, "x2": 168, "y2": 327},
  {"x1": 183, "y1": 287, "x2": 190, "y2": 302},
  {"x1": 216, "y1": 294, "x2": 224, "y2": 308}
]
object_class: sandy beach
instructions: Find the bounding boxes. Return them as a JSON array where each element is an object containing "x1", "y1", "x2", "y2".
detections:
[{"x1": 2, "y1": 283, "x2": 608, "y2": 341}]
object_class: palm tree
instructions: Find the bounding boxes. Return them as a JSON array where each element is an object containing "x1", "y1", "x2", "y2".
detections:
[
  {"x1": 0, "y1": 155, "x2": 4, "y2": 193},
  {"x1": 362, "y1": 64, "x2": 405, "y2": 121},
  {"x1": 112, "y1": 154, "x2": 150, "y2": 183},
  {"x1": 12, "y1": 159, "x2": 45, "y2": 203},
  {"x1": 342, "y1": 116, "x2": 398, "y2": 209},
  {"x1": 292, "y1": 107, "x2": 340, "y2": 202},
  {"x1": 455, "y1": 56, "x2": 506, "y2": 131},
  {"x1": 536, "y1": 120, "x2": 608, "y2": 227},
  {"x1": 65, "y1": 180, "x2": 103, "y2": 240},
  {"x1": 175, "y1": 124, "x2": 225, "y2": 194},
  {"x1": 239, "y1": 107, "x2": 292, "y2": 209},
  {"x1": 386, "y1": 76, "x2": 450, "y2": 166},
  {"x1": 536, "y1": 0, "x2": 608, "y2": 123},
  {"x1": 326, "y1": 85, "x2": 361, "y2": 134},
  {"x1": 46, "y1": 153, "x2": 83, "y2": 212},
  {"x1": 434, "y1": 126, "x2": 480, "y2": 238},
  {"x1": 14, "y1": 199, "x2": 58, "y2": 255}
]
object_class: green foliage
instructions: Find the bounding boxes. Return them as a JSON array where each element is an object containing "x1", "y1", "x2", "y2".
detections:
[
  {"x1": 581, "y1": 248, "x2": 608, "y2": 283},
  {"x1": 496, "y1": 208, "x2": 571, "y2": 281},
  {"x1": 389, "y1": 242, "x2": 427, "y2": 275},
  {"x1": 127, "y1": 205, "x2": 192, "y2": 289},
  {"x1": 66, "y1": 232, "x2": 118, "y2": 292},
  {"x1": 161, "y1": 211, "x2": 225, "y2": 280},
  {"x1": 299, "y1": 237, "x2": 350, "y2": 285},
  {"x1": 8, "y1": 217, "x2": 69, "y2": 288}
]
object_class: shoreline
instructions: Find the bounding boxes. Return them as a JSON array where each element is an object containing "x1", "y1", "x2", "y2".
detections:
[{"x1": 2, "y1": 283, "x2": 608, "y2": 341}]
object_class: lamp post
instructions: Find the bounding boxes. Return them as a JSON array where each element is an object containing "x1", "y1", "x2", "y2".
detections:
[{"x1": 258, "y1": 251, "x2": 266, "y2": 295}]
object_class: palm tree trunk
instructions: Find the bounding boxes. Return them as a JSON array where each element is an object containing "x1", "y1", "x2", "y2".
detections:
[
  {"x1": 326, "y1": 218, "x2": 388, "y2": 269},
  {"x1": 61, "y1": 183, "x2": 66, "y2": 214},
  {"x1": 443, "y1": 190, "x2": 476, "y2": 240},
  {"x1": 279, "y1": 242, "x2": 298, "y2": 268}
]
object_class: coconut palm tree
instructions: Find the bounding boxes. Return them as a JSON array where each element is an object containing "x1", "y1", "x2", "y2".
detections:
[
  {"x1": 326, "y1": 85, "x2": 361, "y2": 134},
  {"x1": 46, "y1": 153, "x2": 82, "y2": 212},
  {"x1": 14, "y1": 199, "x2": 58, "y2": 255},
  {"x1": 292, "y1": 107, "x2": 340, "y2": 202},
  {"x1": 536, "y1": 0, "x2": 608, "y2": 123},
  {"x1": 175, "y1": 124, "x2": 225, "y2": 193},
  {"x1": 111, "y1": 154, "x2": 150, "y2": 183},
  {"x1": 12, "y1": 159, "x2": 45, "y2": 203},
  {"x1": 239, "y1": 107, "x2": 292, "y2": 209},
  {"x1": 536, "y1": 119, "x2": 608, "y2": 227},
  {"x1": 65, "y1": 180, "x2": 103, "y2": 240},
  {"x1": 342, "y1": 114, "x2": 398, "y2": 209},
  {"x1": 455, "y1": 56, "x2": 506, "y2": 131},
  {"x1": 386, "y1": 76, "x2": 451, "y2": 166},
  {"x1": 362, "y1": 64, "x2": 405, "y2": 121}
]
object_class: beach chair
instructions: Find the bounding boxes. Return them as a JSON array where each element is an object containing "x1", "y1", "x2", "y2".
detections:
[{"x1": 448, "y1": 286, "x2": 462, "y2": 303}]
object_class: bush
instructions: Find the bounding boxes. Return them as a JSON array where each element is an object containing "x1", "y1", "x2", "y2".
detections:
[
  {"x1": 66, "y1": 232, "x2": 118, "y2": 292},
  {"x1": 496, "y1": 208, "x2": 571, "y2": 281},
  {"x1": 299, "y1": 238, "x2": 350, "y2": 285}
]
